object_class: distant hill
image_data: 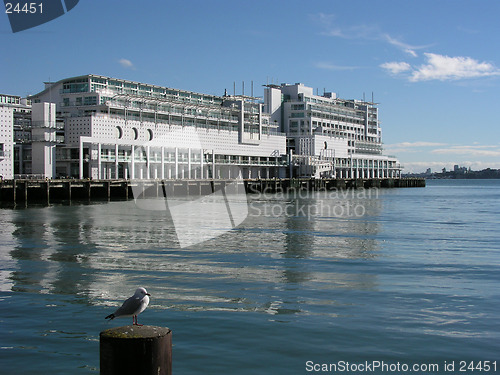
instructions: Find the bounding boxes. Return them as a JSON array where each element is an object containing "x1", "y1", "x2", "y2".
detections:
[{"x1": 403, "y1": 168, "x2": 500, "y2": 179}]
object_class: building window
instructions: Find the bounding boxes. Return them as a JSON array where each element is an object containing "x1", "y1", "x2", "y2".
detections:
[
  {"x1": 147, "y1": 129, "x2": 153, "y2": 141},
  {"x1": 132, "y1": 127, "x2": 139, "y2": 140},
  {"x1": 84, "y1": 96, "x2": 97, "y2": 105},
  {"x1": 116, "y1": 126, "x2": 123, "y2": 139}
]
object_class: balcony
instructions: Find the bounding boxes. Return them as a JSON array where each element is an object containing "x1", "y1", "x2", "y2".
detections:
[
  {"x1": 31, "y1": 135, "x2": 65, "y2": 143},
  {"x1": 31, "y1": 121, "x2": 65, "y2": 129}
]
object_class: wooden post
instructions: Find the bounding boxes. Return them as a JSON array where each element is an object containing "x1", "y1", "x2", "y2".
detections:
[
  {"x1": 46, "y1": 181, "x2": 50, "y2": 204},
  {"x1": 100, "y1": 325, "x2": 172, "y2": 375},
  {"x1": 67, "y1": 181, "x2": 72, "y2": 201},
  {"x1": 87, "y1": 181, "x2": 91, "y2": 200}
]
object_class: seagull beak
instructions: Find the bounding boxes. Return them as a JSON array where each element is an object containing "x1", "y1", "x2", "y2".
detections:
[{"x1": 146, "y1": 293, "x2": 151, "y2": 296}]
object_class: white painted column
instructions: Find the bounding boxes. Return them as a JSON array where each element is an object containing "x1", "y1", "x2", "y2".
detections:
[
  {"x1": 161, "y1": 147, "x2": 165, "y2": 180},
  {"x1": 212, "y1": 150, "x2": 215, "y2": 179},
  {"x1": 175, "y1": 147, "x2": 179, "y2": 178},
  {"x1": 97, "y1": 143, "x2": 102, "y2": 179},
  {"x1": 131, "y1": 145, "x2": 135, "y2": 179},
  {"x1": 79, "y1": 138, "x2": 84, "y2": 179},
  {"x1": 146, "y1": 146, "x2": 150, "y2": 179},
  {"x1": 188, "y1": 148, "x2": 191, "y2": 179},
  {"x1": 115, "y1": 144, "x2": 119, "y2": 179},
  {"x1": 200, "y1": 149, "x2": 204, "y2": 180}
]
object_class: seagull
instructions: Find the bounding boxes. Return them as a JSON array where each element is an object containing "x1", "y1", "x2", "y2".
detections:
[{"x1": 105, "y1": 287, "x2": 151, "y2": 326}]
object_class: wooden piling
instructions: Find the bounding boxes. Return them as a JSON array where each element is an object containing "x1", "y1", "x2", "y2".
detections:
[
  {"x1": 45, "y1": 181, "x2": 50, "y2": 204},
  {"x1": 24, "y1": 181, "x2": 28, "y2": 201},
  {"x1": 67, "y1": 181, "x2": 72, "y2": 200},
  {"x1": 100, "y1": 325, "x2": 172, "y2": 375}
]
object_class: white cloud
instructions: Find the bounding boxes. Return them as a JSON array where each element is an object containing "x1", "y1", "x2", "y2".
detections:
[
  {"x1": 431, "y1": 145, "x2": 500, "y2": 157},
  {"x1": 386, "y1": 141, "x2": 448, "y2": 148},
  {"x1": 315, "y1": 13, "x2": 379, "y2": 40},
  {"x1": 380, "y1": 62, "x2": 412, "y2": 75},
  {"x1": 315, "y1": 62, "x2": 358, "y2": 71},
  {"x1": 410, "y1": 53, "x2": 500, "y2": 82},
  {"x1": 118, "y1": 58, "x2": 134, "y2": 69},
  {"x1": 386, "y1": 142, "x2": 500, "y2": 156},
  {"x1": 381, "y1": 53, "x2": 500, "y2": 82},
  {"x1": 314, "y1": 13, "x2": 428, "y2": 57},
  {"x1": 314, "y1": 14, "x2": 500, "y2": 83},
  {"x1": 382, "y1": 34, "x2": 423, "y2": 57},
  {"x1": 385, "y1": 141, "x2": 449, "y2": 155}
]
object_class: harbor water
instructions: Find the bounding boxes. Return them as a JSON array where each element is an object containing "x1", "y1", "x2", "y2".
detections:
[{"x1": 0, "y1": 179, "x2": 499, "y2": 374}]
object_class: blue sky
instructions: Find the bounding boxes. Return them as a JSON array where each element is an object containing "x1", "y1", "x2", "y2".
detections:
[{"x1": 2, "y1": 0, "x2": 500, "y2": 172}]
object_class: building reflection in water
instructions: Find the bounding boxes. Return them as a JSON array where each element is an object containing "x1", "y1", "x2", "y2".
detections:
[{"x1": 3, "y1": 188, "x2": 383, "y2": 319}]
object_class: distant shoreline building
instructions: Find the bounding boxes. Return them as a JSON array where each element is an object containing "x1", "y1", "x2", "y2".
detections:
[{"x1": 1, "y1": 74, "x2": 401, "y2": 180}]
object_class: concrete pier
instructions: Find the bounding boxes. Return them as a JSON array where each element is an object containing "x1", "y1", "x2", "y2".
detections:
[{"x1": 0, "y1": 177, "x2": 425, "y2": 204}]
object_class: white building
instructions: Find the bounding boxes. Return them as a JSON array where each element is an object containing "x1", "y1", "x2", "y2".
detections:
[
  {"x1": 30, "y1": 75, "x2": 287, "y2": 180},
  {"x1": 0, "y1": 94, "x2": 32, "y2": 179},
  {"x1": 1, "y1": 75, "x2": 403, "y2": 181},
  {"x1": 264, "y1": 83, "x2": 401, "y2": 178}
]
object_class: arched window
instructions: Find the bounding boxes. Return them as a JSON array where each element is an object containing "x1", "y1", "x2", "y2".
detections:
[
  {"x1": 147, "y1": 129, "x2": 153, "y2": 141},
  {"x1": 132, "y1": 127, "x2": 139, "y2": 140},
  {"x1": 116, "y1": 126, "x2": 123, "y2": 139}
]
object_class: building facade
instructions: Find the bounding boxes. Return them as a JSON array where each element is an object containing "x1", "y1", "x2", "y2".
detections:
[
  {"x1": 264, "y1": 83, "x2": 401, "y2": 179},
  {"x1": 0, "y1": 94, "x2": 32, "y2": 179},
  {"x1": 5, "y1": 75, "x2": 401, "y2": 180},
  {"x1": 29, "y1": 75, "x2": 286, "y2": 180}
]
